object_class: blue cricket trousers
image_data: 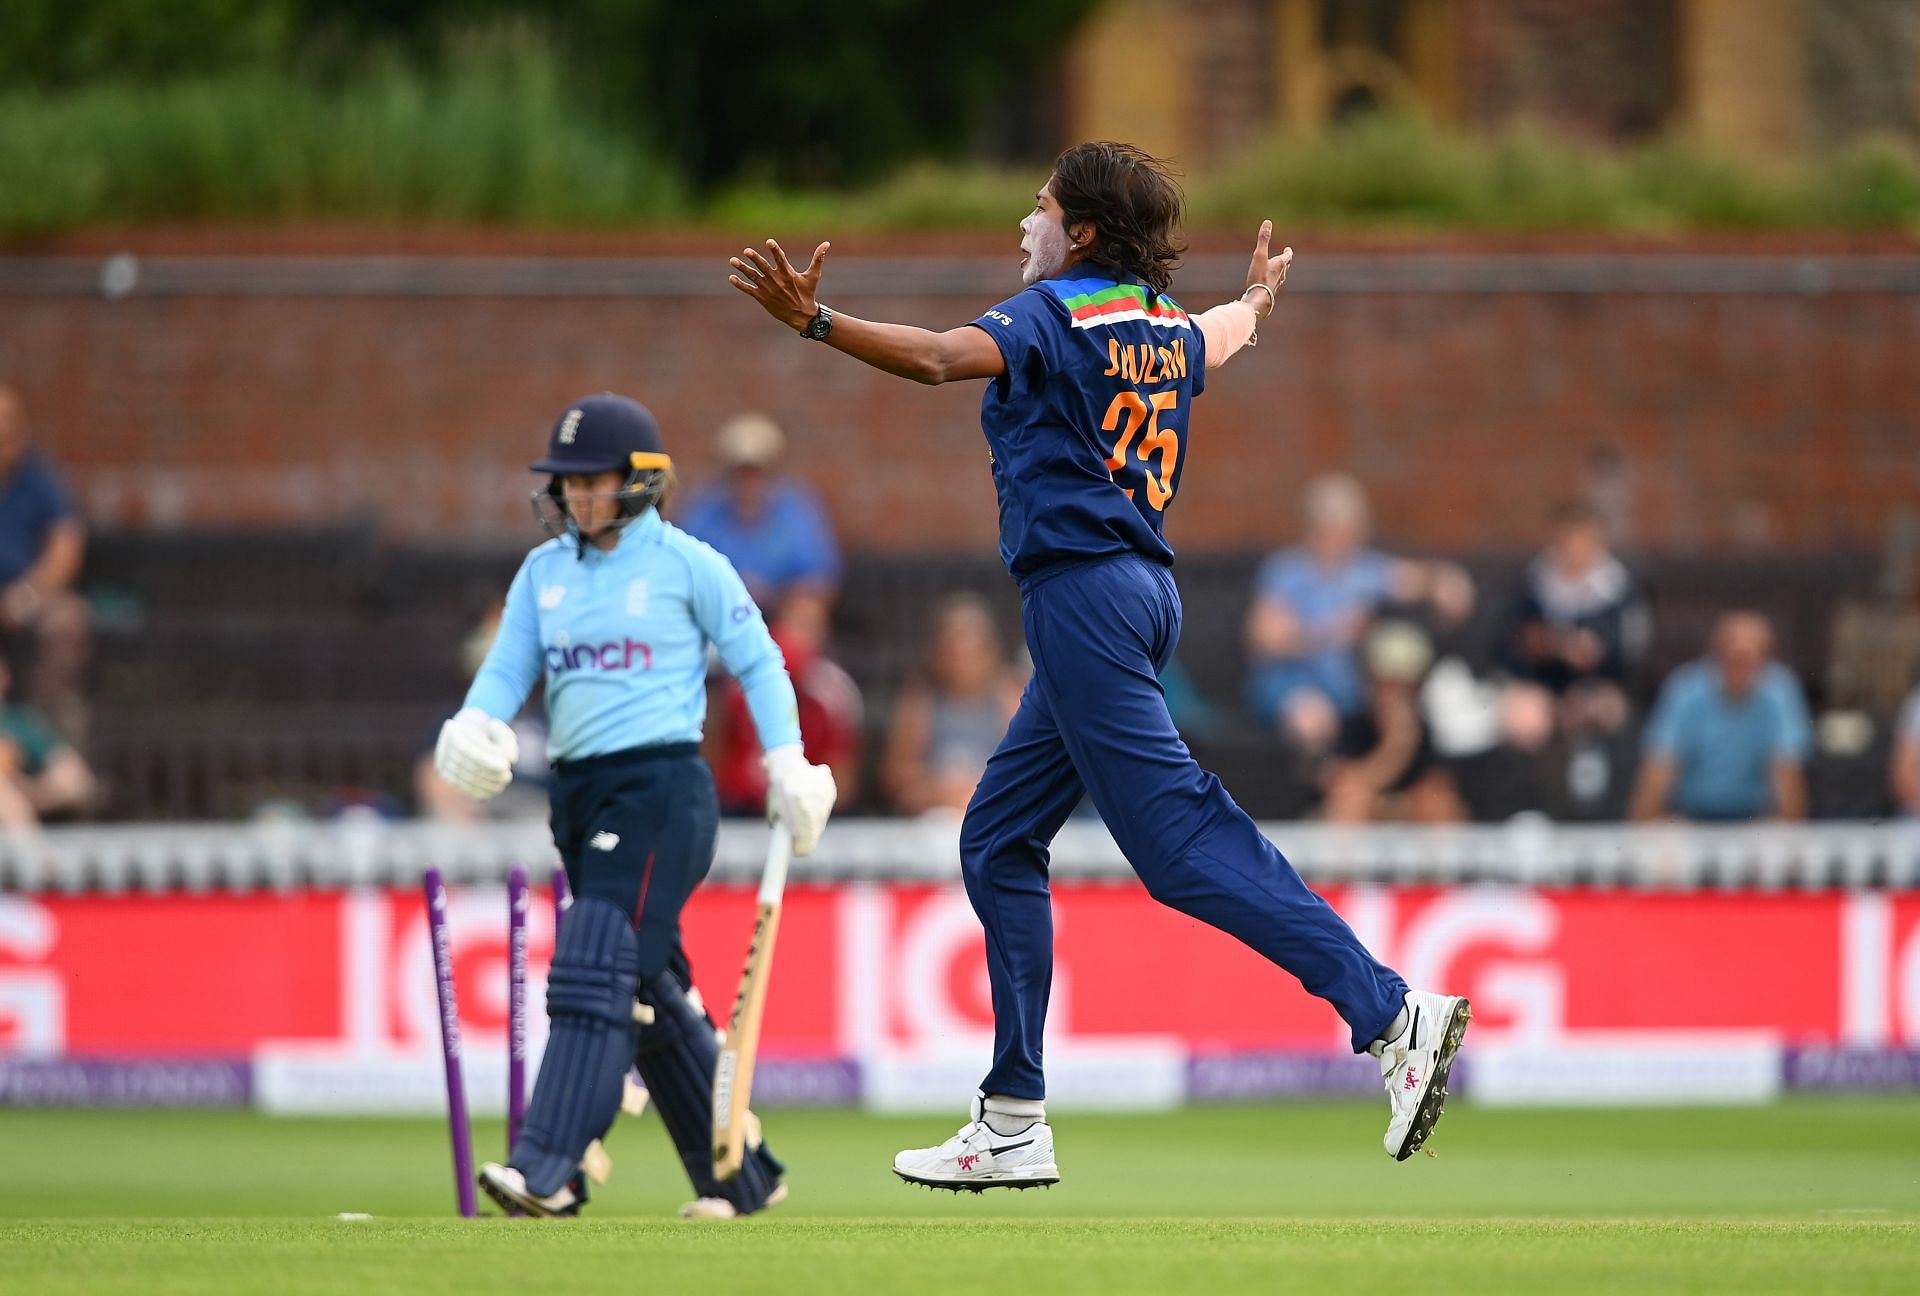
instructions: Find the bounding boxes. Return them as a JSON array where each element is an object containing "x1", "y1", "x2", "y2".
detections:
[
  {"x1": 960, "y1": 555, "x2": 1408, "y2": 1100},
  {"x1": 549, "y1": 743, "x2": 716, "y2": 981}
]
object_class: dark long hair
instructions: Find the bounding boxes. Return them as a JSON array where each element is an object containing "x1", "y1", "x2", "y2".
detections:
[{"x1": 1047, "y1": 141, "x2": 1185, "y2": 294}]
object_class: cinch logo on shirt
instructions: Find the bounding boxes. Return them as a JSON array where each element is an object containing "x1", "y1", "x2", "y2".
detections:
[{"x1": 546, "y1": 639, "x2": 654, "y2": 673}]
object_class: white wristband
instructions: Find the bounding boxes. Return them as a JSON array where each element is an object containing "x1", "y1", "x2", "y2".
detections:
[{"x1": 1240, "y1": 284, "x2": 1274, "y2": 347}]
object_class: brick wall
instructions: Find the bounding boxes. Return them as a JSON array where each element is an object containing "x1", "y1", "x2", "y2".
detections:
[{"x1": 3, "y1": 241, "x2": 1917, "y2": 557}]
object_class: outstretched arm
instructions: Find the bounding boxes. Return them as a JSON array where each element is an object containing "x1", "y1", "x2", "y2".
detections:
[
  {"x1": 731, "y1": 240, "x2": 1004, "y2": 385},
  {"x1": 1196, "y1": 221, "x2": 1293, "y2": 370}
]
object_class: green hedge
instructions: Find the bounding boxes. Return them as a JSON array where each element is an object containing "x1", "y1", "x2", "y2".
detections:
[
  {"x1": 714, "y1": 118, "x2": 1920, "y2": 236},
  {"x1": 0, "y1": 2, "x2": 1103, "y2": 190},
  {"x1": 5, "y1": 59, "x2": 1918, "y2": 236},
  {"x1": 1192, "y1": 115, "x2": 1920, "y2": 232},
  {"x1": 0, "y1": 29, "x2": 684, "y2": 233}
]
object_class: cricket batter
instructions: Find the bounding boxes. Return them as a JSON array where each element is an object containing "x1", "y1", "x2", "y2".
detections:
[
  {"x1": 434, "y1": 394, "x2": 837, "y2": 1217},
  {"x1": 731, "y1": 142, "x2": 1468, "y2": 1189}
]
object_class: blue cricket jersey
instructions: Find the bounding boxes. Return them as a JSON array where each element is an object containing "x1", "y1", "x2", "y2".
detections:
[
  {"x1": 464, "y1": 509, "x2": 801, "y2": 762},
  {"x1": 969, "y1": 266, "x2": 1208, "y2": 585}
]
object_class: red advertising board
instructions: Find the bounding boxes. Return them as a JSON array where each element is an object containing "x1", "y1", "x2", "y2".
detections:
[{"x1": 6, "y1": 884, "x2": 1919, "y2": 1059}]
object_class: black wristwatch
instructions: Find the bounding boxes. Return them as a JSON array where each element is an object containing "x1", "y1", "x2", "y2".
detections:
[{"x1": 800, "y1": 305, "x2": 834, "y2": 341}]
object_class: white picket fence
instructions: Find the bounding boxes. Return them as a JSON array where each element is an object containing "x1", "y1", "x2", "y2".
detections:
[{"x1": 3, "y1": 816, "x2": 1917, "y2": 892}]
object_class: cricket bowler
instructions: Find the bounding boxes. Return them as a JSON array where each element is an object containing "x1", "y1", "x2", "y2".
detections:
[{"x1": 730, "y1": 142, "x2": 1469, "y2": 1190}]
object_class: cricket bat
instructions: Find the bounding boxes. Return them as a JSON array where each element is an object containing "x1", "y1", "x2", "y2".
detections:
[{"x1": 712, "y1": 822, "x2": 793, "y2": 1180}]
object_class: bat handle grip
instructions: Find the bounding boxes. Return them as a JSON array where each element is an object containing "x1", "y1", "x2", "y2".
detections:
[{"x1": 758, "y1": 823, "x2": 793, "y2": 905}]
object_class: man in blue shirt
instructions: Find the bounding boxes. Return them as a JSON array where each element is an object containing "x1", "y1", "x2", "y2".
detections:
[
  {"x1": 731, "y1": 141, "x2": 1469, "y2": 1185},
  {"x1": 0, "y1": 386, "x2": 90, "y2": 745},
  {"x1": 677, "y1": 412, "x2": 841, "y2": 625},
  {"x1": 1632, "y1": 611, "x2": 1811, "y2": 821}
]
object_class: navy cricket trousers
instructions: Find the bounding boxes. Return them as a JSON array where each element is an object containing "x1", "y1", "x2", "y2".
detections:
[
  {"x1": 549, "y1": 743, "x2": 716, "y2": 982},
  {"x1": 537, "y1": 743, "x2": 785, "y2": 1208},
  {"x1": 961, "y1": 555, "x2": 1409, "y2": 1100}
]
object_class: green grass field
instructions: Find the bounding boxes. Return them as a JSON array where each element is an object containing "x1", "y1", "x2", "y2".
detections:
[{"x1": 4, "y1": 1101, "x2": 1916, "y2": 1293}]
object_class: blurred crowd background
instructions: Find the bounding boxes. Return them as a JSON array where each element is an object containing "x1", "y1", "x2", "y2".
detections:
[{"x1": 4, "y1": 0, "x2": 1919, "y2": 834}]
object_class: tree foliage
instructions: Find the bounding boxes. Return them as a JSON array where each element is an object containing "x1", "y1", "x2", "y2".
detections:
[{"x1": 0, "y1": 0, "x2": 1099, "y2": 186}]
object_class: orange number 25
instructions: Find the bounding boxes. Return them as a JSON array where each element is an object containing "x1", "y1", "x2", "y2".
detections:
[{"x1": 1101, "y1": 391, "x2": 1181, "y2": 511}]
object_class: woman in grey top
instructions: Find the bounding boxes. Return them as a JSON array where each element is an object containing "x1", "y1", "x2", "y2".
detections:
[{"x1": 884, "y1": 593, "x2": 1025, "y2": 816}]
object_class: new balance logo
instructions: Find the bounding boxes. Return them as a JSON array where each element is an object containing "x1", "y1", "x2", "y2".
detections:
[
  {"x1": 558, "y1": 410, "x2": 583, "y2": 445},
  {"x1": 589, "y1": 832, "x2": 620, "y2": 852}
]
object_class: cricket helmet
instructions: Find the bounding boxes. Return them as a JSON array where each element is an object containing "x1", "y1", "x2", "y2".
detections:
[{"x1": 530, "y1": 393, "x2": 673, "y2": 545}]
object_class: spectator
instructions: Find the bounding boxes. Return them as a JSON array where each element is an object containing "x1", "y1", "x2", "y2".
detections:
[
  {"x1": 1158, "y1": 657, "x2": 1223, "y2": 739},
  {"x1": 677, "y1": 413, "x2": 841, "y2": 628},
  {"x1": 1631, "y1": 611, "x2": 1811, "y2": 822},
  {"x1": 1322, "y1": 621, "x2": 1466, "y2": 824},
  {"x1": 1244, "y1": 472, "x2": 1472, "y2": 753},
  {"x1": 1893, "y1": 683, "x2": 1920, "y2": 818},
  {"x1": 884, "y1": 593, "x2": 1025, "y2": 816},
  {"x1": 1500, "y1": 502, "x2": 1649, "y2": 728},
  {"x1": 1492, "y1": 501, "x2": 1650, "y2": 817},
  {"x1": 708, "y1": 598, "x2": 863, "y2": 816},
  {"x1": 0, "y1": 656, "x2": 96, "y2": 828},
  {"x1": 0, "y1": 385, "x2": 91, "y2": 745}
]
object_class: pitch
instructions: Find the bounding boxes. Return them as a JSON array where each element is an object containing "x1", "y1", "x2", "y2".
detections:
[{"x1": 3, "y1": 1101, "x2": 1915, "y2": 1293}]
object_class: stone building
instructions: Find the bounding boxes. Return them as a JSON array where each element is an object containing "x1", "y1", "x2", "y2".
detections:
[{"x1": 1062, "y1": 0, "x2": 1920, "y2": 161}]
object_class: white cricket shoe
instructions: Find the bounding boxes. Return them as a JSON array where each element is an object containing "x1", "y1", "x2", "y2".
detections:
[
  {"x1": 678, "y1": 1182, "x2": 789, "y2": 1220},
  {"x1": 477, "y1": 1162, "x2": 580, "y2": 1217},
  {"x1": 892, "y1": 1095, "x2": 1059, "y2": 1192},
  {"x1": 1377, "y1": 990, "x2": 1472, "y2": 1162}
]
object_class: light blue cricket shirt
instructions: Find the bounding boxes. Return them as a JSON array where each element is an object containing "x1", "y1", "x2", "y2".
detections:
[{"x1": 464, "y1": 510, "x2": 801, "y2": 762}]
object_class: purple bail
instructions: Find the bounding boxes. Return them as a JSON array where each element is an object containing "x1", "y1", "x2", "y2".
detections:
[
  {"x1": 506, "y1": 864, "x2": 529, "y2": 1153},
  {"x1": 424, "y1": 868, "x2": 478, "y2": 1218}
]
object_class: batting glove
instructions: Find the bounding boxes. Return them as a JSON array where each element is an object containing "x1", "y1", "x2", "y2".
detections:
[
  {"x1": 434, "y1": 707, "x2": 520, "y2": 801},
  {"x1": 763, "y1": 742, "x2": 837, "y2": 856}
]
